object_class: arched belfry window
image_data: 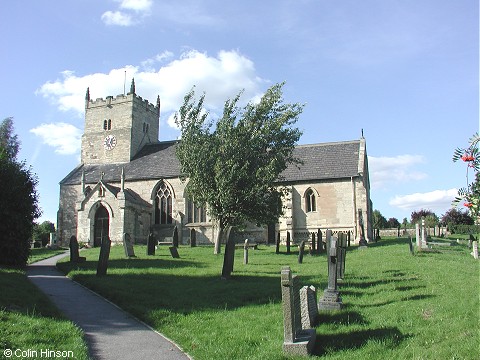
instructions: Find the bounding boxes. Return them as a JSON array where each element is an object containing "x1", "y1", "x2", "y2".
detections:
[
  {"x1": 103, "y1": 119, "x2": 112, "y2": 130},
  {"x1": 305, "y1": 188, "x2": 316, "y2": 213},
  {"x1": 154, "y1": 181, "x2": 173, "y2": 224}
]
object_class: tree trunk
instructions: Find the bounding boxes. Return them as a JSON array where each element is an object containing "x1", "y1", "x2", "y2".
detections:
[{"x1": 214, "y1": 225, "x2": 224, "y2": 255}]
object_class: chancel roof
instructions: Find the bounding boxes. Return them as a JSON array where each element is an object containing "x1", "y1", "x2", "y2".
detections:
[{"x1": 60, "y1": 139, "x2": 362, "y2": 185}]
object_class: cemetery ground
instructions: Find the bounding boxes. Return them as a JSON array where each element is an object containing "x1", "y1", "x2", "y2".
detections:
[
  {"x1": 0, "y1": 248, "x2": 90, "y2": 360},
  {"x1": 54, "y1": 236, "x2": 479, "y2": 360}
]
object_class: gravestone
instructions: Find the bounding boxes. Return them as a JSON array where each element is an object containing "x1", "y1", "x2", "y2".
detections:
[
  {"x1": 409, "y1": 237, "x2": 414, "y2": 255},
  {"x1": 472, "y1": 241, "x2": 478, "y2": 260},
  {"x1": 311, "y1": 233, "x2": 316, "y2": 255},
  {"x1": 221, "y1": 227, "x2": 235, "y2": 279},
  {"x1": 190, "y1": 228, "x2": 196, "y2": 247},
  {"x1": 169, "y1": 246, "x2": 180, "y2": 258},
  {"x1": 69, "y1": 235, "x2": 79, "y2": 262},
  {"x1": 275, "y1": 232, "x2": 280, "y2": 254},
  {"x1": 122, "y1": 233, "x2": 135, "y2": 257},
  {"x1": 300, "y1": 285, "x2": 318, "y2": 329},
  {"x1": 172, "y1": 226, "x2": 179, "y2": 248},
  {"x1": 421, "y1": 218, "x2": 427, "y2": 249},
  {"x1": 298, "y1": 241, "x2": 306, "y2": 264},
  {"x1": 147, "y1": 232, "x2": 155, "y2": 255},
  {"x1": 96, "y1": 237, "x2": 111, "y2": 276},
  {"x1": 244, "y1": 239, "x2": 249, "y2": 264},
  {"x1": 286, "y1": 231, "x2": 291, "y2": 254},
  {"x1": 358, "y1": 209, "x2": 368, "y2": 247},
  {"x1": 69, "y1": 235, "x2": 86, "y2": 263},
  {"x1": 325, "y1": 229, "x2": 332, "y2": 252},
  {"x1": 415, "y1": 223, "x2": 421, "y2": 248},
  {"x1": 318, "y1": 236, "x2": 343, "y2": 311},
  {"x1": 281, "y1": 266, "x2": 316, "y2": 356},
  {"x1": 336, "y1": 233, "x2": 347, "y2": 280},
  {"x1": 347, "y1": 231, "x2": 351, "y2": 247},
  {"x1": 317, "y1": 229, "x2": 323, "y2": 254}
]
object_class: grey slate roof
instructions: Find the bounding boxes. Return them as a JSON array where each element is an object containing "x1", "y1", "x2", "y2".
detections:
[{"x1": 60, "y1": 139, "x2": 361, "y2": 185}]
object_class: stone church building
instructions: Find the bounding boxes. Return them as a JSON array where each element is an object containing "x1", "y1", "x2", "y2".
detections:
[{"x1": 57, "y1": 84, "x2": 373, "y2": 247}]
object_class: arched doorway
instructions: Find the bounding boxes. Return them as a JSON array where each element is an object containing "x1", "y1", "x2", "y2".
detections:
[{"x1": 94, "y1": 205, "x2": 109, "y2": 247}]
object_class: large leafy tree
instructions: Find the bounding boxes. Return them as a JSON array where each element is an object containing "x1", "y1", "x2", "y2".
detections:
[
  {"x1": 175, "y1": 83, "x2": 303, "y2": 254},
  {"x1": 441, "y1": 208, "x2": 474, "y2": 227},
  {"x1": 0, "y1": 118, "x2": 41, "y2": 267},
  {"x1": 410, "y1": 209, "x2": 436, "y2": 224},
  {"x1": 32, "y1": 221, "x2": 56, "y2": 247}
]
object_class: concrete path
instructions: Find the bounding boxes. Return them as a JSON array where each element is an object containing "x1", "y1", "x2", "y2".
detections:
[{"x1": 27, "y1": 252, "x2": 191, "y2": 360}]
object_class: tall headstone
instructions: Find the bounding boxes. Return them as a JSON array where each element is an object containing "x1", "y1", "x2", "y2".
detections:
[
  {"x1": 190, "y1": 228, "x2": 197, "y2": 247},
  {"x1": 415, "y1": 223, "x2": 421, "y2": 248},
  {"x1": 409, "y1": 237, "x2": 414, "y2": 255},
  {"x1": 172, "y1": 226, "x2": 179, "y2": 248},
  {"x1": 169, "y1": 246, "x2": 180, "y2": 258},
  {"x1": 472, "y1": 241, "x2": 479, "y2": 260},
  {"x1": 298, "y1": 241, "x2": 306, "y2": 264},
  {"x1": 147, "y1": 232, "x2": 155, "y2": 255},
  {"x1": 96, "y1": 237, "x2": 111, "y2": 276},
  {"x1": 325, "y1": 229, "x2": 332, "y2": 253},
  {"x1": 421, "y1": 218, "x2": 427, "y2": 249},
  {"x1": 317, "y1": 229, "x2": 323, "y2": 254},
  {"x1": 318, "y1": 236, "x2": 343, "y2": 311},
  {"x1": 69, "y1": 235, "x2": 79, "y2": 262},
  {"x1": 311, "y1": 233, "x2": 316, "y2": 255},
  {"x1": 276, "y1": 232, "x2": 281, "y2": 254},
  {"x1": 281, "y1": 267, "x2": 316, "y2": 356},
  {"x1": 221, "y1": 227, "x2": 235, "y2": 279},
  {"x1": 122, "y1": 233, "x2": 135, "y2": 257},
  {"x1": 358, "y1": 209, "x2": 368, "y2": 247},
  {"x1": 336, "y1": 233, "x2": 347, "y2": 280},
  {"x1": 286, "y1": 231, "x2": 291, "y2": 254},
  {"x1": 244, "y1": 239, "x2": 249, "y2": 265}
]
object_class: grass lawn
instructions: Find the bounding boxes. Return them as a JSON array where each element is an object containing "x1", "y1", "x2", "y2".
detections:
[
  {"x1": 0, "y1": 249, "x2": 90, "y2": 360},
  {"x1": 28, "y1": 247, "x2": 68, "y2": 264},
  {"x1": 57, "y1": 238, "x2": 479, "y2": 360}
]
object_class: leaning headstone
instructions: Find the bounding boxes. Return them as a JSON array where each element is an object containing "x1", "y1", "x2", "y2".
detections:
[
  {"x1": 172, "y1": 226, "x2": 179, "y2": 248},
  {"x1": 286, "y1": 231, "x2": 291, "y2": 254},
  {"x1": 244, "y1": 239, "x2": 249, "y2": 264},
  {"x1": 122, "y1": 233, "x2": 135, "y2": 257},
  {"x1": 472, "y1": 241, "x2": 478, "y2": 260},
  {"x1": 281, "y1": 267, "x2": 316, "y2": 356},
  {"x1": 190, "y1": 228, "x2": 196, "y2": 247},
  {"x1": 300, "y1": 285, "x2": 318, "y2": 329},
  {"x1": 221, "y1": 227, "x2": 235, "y2": 279},
  {"x1": 96, "y1": 237, "x2": 111, "y2": 276},
  {"x1": 318, "y1": 236, "x2": 343, "y2": 311},
  {"x1": 147, "y1": 232, "x2": 155, "y2": 255},
  {"x1": 275, "y1": 232, "x2": 280, "y2": 254},
  {"x1": 298, "y1": 240, "x2": 306, "y2": 264},
  {"x1": 169, "y1": 246, "x2": 180, "y2": 258}
]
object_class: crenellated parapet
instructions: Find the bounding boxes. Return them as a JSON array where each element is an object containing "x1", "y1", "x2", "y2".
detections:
[{"x1": 86, "y1": 93, "x2": 160, "y2": 116}]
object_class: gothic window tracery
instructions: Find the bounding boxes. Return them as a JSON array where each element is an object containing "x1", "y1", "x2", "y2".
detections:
[
  {"x1": 154, "y1": 181, "x2": 173, "y2": 224},
  {"x1": 187, "y1": 199, "x2": 206, "y2": 223}
]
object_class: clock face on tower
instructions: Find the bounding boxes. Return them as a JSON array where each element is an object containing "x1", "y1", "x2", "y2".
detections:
[{"x1": 104, "y1": 134, "x2": 117, "y2": 150}]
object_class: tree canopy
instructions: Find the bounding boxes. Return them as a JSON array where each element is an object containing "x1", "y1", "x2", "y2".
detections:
[
  {"x1": 174, "y1": 83, "x2": 303, "y2": 251},
  {"x1": 0, "y1": 118, "x2": 41, "y2": 267}
]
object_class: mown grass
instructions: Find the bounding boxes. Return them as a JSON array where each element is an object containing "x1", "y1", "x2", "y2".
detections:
[
  {"x1": 28, "y1": 247, "x2": 67, "y2": 264},
  {"x1": 57, "y1": 238, "x2": 479, "y2": 360},
  {"x1": 0, "y1": 260, "x2": 90, "y2": 360}
]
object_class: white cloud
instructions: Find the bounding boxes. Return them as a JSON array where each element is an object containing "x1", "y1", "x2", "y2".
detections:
[
  {"x1": 119, "y1": 0, "x2": 152, "y2": 12},
  {"x1": 101, "y1": 10, "x2": 133, "y2": 26},
  {"x1": 389, "y1": 188, "x2": 458, "y2": 213},
  {"x1": 30, "y1": 123, "x2": 82, "y2": 155},
  {"x1": 36, "y1": 49, "x2": 267, "y2": 126},
  {"x1": 369, "y1": 154, "x2": 427, "y2": 189}
]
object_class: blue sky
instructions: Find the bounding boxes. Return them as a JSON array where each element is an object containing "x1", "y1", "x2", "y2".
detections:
[{"x1": 1, "y1": 0, "x2": 478, "y2": 224}]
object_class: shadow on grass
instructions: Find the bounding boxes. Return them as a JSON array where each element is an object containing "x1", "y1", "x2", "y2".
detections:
[
  {"x1": 313, "y1": 327, "x2": 407, "y2": 356},
  {"x1": 317, "y1": 311, "x2": 367, "y2": 326}
]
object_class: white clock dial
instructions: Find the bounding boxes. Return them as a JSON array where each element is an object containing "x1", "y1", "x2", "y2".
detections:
[{"x1": 104, "y1": 135, "x2": 117, "y2": 150}]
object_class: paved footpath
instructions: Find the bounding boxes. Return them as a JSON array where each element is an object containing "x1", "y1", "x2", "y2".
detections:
[{"x1": 27, "y1": 252, "x2": 191, "y2": 360}]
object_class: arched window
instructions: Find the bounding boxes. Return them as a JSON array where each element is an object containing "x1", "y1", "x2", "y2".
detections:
[
  {"x1": 103, "y1": 119, "x2": 112, "y2": 130},
  {"x1": 187, "y1": 199, "x2": 206, "y2": 223},
  {"x1": 154, "y1": 181, "x2": 173, "y2": 224},
  {"x1": 305, "y1": 188, "x2": 316, "y2": 213}
]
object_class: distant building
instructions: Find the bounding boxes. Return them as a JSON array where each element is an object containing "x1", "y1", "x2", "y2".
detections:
[{"x1": 57, "y1": 81, "x2": 373, "y2": 247}]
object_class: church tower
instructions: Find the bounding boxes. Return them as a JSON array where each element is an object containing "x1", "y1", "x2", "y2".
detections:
[{"x1": 81, "y1": 79, "x2": 161, "y2": 164}]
